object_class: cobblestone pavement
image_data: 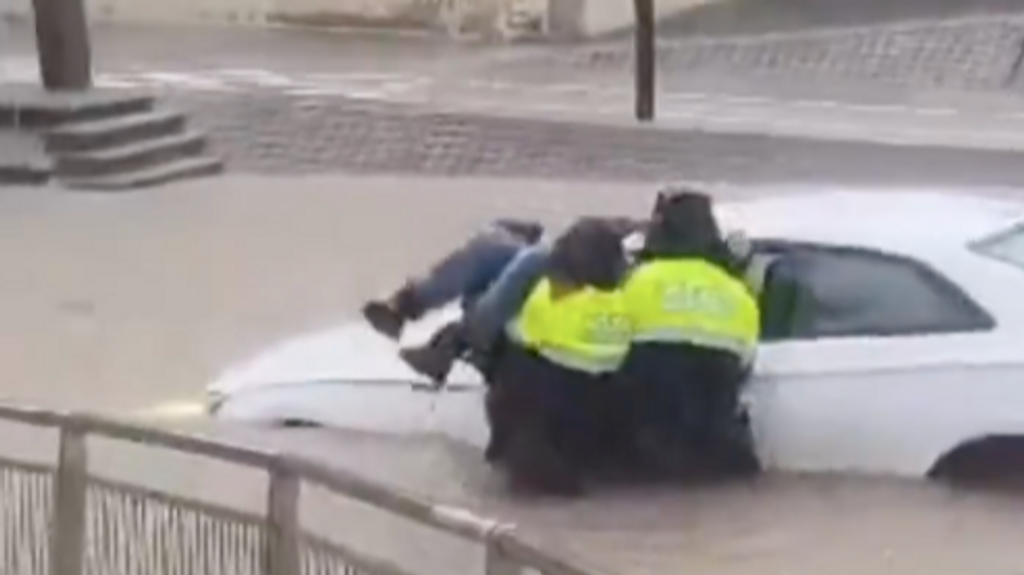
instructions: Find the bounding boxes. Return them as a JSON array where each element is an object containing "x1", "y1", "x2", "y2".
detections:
[
  {"x1": 174, "y1": 94, "x2": 1024, "y2": 185},
  {"x1": 2, "y1": 176, "x2": 1024, "y2": 575},
  {"x1": 507, "y1": 15, "x2": 1024, "y2": 93},
  {"x1": 8, "y1": 58, "x2": 1024, "y2": 178},
  {"x1": 9, "y1": 20, "x2": 1024, "y2": 161}
]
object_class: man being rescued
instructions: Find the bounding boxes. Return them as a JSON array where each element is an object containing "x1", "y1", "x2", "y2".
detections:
[{"x1": 364, "y1": 189, "x2": 763, "y2": 496}]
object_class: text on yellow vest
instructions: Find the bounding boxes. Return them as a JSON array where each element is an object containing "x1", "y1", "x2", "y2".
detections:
[
  {"x1": 507, "y1": 278, "x2": 631, "y2": 374},
  {"x1": 622, "y1": 258, "x2": 760, "y2": 361}
]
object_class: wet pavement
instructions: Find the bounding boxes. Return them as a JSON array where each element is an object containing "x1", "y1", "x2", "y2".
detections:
[
  {"x1": 2, "y1": 175, "x2": 1024, "y2": 575},
  {"x1": 9, "y1": 20, "x2": 1024, "y2": 156},
  {"x1": 179, "y1": 93, "x2": 1024, "y2": 180}
]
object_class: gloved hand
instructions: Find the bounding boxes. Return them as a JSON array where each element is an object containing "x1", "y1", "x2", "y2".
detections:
[
  {"x1": 724, "y1": 229, "x2": 753, "y2": 263},
  {"x1": 494, "y1": 219, "x2": 545, "y2": 245},
  {"x1": 622, "y1": 231, "x2": 646, "y2": 260}
]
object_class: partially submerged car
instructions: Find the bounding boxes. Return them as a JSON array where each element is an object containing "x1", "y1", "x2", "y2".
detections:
[{"x1": 208, "y1": 190, "x2": 1024, "y2": 485}]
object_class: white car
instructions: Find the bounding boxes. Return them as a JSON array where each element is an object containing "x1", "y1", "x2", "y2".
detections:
[{"x1": 208, "y1": 190, "x2": 1024, "y2": 484}]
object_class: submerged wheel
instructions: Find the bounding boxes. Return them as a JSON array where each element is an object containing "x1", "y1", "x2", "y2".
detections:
[{"x1": 929, "y1": 435, "x2": 1024, "y2": 490}]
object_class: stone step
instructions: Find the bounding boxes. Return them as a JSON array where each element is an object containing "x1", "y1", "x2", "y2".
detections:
[
  {"x1": 0, "y1": 159, "x2": 52, "y2": 185},
  {"x1": 47, "y1": 109, "x2": 186, "y2": 153},
  {"x1": 1, "y1": 90, "x2": 155, "y2": 129},
  {"x1": 55, "y1": 131, "x2": 207, "y2": 177},
  {"x1": 61, "y1": 155, "x2": 224, "y2": 191}
]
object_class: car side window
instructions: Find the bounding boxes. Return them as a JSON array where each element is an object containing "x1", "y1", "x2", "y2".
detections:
[{"x1": 756, "y1": 244, "x2": 994, "y2": 340}]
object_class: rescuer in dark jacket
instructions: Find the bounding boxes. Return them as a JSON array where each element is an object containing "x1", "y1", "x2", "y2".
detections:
[
  {"x1": 619, "y1": 189, "x2": 762, "y2": 481},
  {"x1": 484, "y1": 217, "x2": 631, "y2": 496}
]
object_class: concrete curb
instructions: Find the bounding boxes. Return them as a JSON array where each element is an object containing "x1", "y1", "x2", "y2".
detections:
[
  {"x1": 173, "y1": 93, "x2": 1024, "y2": 186},
  {"x1": 0, "y1": 158, "x2": 51, "y2": 185}
]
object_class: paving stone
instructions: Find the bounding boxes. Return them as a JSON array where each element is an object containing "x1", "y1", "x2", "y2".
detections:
[
  {"x1": 0, "y1": 129, "x2": 50, "y2": 184},
  {"x1": 512, "y1": 16, "x2": 1024, "y2": 92},
  {"x1": 175, "y1": 92, "x2": 1024, "y2": 187},
  {"x1": 650, "y1": 0, "x2": 1024, "y2": 39}
]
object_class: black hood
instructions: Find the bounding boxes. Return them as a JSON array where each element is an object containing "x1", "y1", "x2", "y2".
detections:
[
  {"x1": 547, "y1": 217, "x2": 626, "y2": 290},
  {"x1": 641, "y1": 188, "x2": 725, "y2": 260}
]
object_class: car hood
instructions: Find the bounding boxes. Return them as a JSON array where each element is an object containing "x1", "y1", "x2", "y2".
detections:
[{"x1": 209, "y1": 304, "x2": 484, "y2": 397}]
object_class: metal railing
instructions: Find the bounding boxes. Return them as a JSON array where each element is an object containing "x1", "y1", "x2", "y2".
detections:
[{"x1": 0, "y1": 403, "x2": 606, "y2": 575}]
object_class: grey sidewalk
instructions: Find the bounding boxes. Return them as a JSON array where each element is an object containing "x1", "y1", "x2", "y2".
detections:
[
  {"x1": 9, "y1": 20, "x2": 1024, "y2": 182},
  {"x1": 173, "y1": 93, "x2": 1024, "y2": 187},
  {"x1": 8, "y1": 18, "x2": 1024, "y2": 155},
  {"x1": 7, "y1": 53, "x2": 1024, "y2": 156}
]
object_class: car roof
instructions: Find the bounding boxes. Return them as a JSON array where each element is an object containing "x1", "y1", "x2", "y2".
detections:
[{"x1": 716, "y1": 190, "x2": 1024, "y2": 254}]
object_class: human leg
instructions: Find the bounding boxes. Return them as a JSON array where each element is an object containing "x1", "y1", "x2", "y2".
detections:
[
  {"x1": 362, "y1": 223, "x2": 532, "y2": 339},
  {"x1": 622, "y1": 344, "x2": 709, "y2": 480},
  {"x1": 694, "y1": 353, "x2": 762, "y2": 478},
  {"x1": 492, "y1": 219, "x2": 544, "y2": 245},
  {"x1": 399, "y1": 245, "x2": 551, "y2": 383},
  {"x1": 490, "y1": 346, "x2": 588, "y2": 496},
  {"x1": 586, "y1": 374, "x2": 642, "y2": 479}
]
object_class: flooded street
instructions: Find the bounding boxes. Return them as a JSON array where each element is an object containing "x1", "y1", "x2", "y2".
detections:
[{"x1": 2, "y1": 174, "x2": 1023, "y2": 574}]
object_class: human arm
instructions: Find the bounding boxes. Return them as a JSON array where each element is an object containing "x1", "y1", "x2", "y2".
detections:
[{"x1": 463, "y1": 244, "x2": 551, "y2": 351}]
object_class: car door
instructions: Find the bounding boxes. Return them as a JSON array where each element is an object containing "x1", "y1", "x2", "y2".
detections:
[{"x1": 744, "y1": 242, "x2": 999, "y2": 475}]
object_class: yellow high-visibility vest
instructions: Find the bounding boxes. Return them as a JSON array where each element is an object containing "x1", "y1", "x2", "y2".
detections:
[
  {"x1": 507, "y1": 278, "x2": 631, "y2": 374},
  {"x1": 621, "y1": 258, "x2": 760, "y2": 363}
]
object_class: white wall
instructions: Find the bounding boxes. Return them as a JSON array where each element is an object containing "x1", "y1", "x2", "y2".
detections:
[
  {"x1": 0, "y1": 0, "x2": 29, "y2": 18},
  {"x1": 578, "y1": 0, "x2": 721, "y2": 37},
  {"x1": 0, "y1": 0, "x2": 719, "y2": 39}
]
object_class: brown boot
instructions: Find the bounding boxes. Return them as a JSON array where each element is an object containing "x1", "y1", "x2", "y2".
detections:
[
  {"x1": 362, "y1": 284, "x2": 423, "y2": 340},
  {"x1": 398, "y1": 323, "x2": 465, "y2": 384}
]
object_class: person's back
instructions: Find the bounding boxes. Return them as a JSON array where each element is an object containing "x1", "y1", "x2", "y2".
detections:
[
  {"x1": 620, "y1": 189, "x2": 761, "y2": 479},
  {"x1": 484, "y1": 218, "x2": 632, "y2": 496}
]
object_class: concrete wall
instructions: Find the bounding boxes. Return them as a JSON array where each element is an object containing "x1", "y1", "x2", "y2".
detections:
[
  {"x1": 0, "y1": 0, "x2": 711, "y2": 39},
  {"x1": 0, "y1": 0, "x2": 530, "y2": 36}
]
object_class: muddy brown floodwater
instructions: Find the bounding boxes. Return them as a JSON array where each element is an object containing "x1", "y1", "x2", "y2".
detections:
[{"x1": 2, "y1": 175, "x2": 1023, "y2": 575}]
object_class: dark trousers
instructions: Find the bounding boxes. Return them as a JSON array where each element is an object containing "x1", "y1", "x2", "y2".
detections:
[
  {"x1": 620, "y1": 342, "x2": 760, "y2": 479},
  {"x1": 484, "y1": 343, "x2": 616, "y2": 495}
]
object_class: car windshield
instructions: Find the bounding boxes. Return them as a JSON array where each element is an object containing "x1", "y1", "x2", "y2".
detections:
[{"x1": 973, "y1": 222, "x2": 1024, "y2": 270}]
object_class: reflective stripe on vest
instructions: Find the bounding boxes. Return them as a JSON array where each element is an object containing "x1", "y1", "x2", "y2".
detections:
[
  {"x1": 506, "y1": 279, "x2": 630, "y2": 374},
  {"x1": 623, "y1": 258, "x2": 760, "y2": 361}
]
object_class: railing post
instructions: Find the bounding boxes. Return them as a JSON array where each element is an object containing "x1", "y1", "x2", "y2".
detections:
[
  {"x1": 485, "y1": 527, "x2": 523, "y2": 575},
  {"x1": 50, "y1": 425, "x2": 89, "y2": 575},
  {"x1": 266, "y1": 459, "x2": 301, "y2": 575}
]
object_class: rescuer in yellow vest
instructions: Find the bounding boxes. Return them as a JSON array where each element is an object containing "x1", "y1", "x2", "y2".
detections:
[
  {"x1": 620, "y1": 189, "x2": 762, "y2": 480},
  {"x1": 485, "y1": 218, "x2": 632, "y2": 497}
]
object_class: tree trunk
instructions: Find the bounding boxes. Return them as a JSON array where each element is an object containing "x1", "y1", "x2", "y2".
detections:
[{"x1": 32, "y1": 0, "x2": 92, "y2": 91}]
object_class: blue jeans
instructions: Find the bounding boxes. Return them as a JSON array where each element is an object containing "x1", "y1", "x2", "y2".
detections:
[
  {"x1": 414, "y1": 220, "x2": 540, "y2": 309},
  {"x1": 409, "y1": 220, "x2": 551, "y2": 351},
  {"x1": 464, "y1": 244, "x2": 551, "y2": 350}
]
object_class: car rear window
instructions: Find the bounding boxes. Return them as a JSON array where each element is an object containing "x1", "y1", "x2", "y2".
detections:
[{"x1": 973, "y1": 222, "x2": 1024, "y2": 270}]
